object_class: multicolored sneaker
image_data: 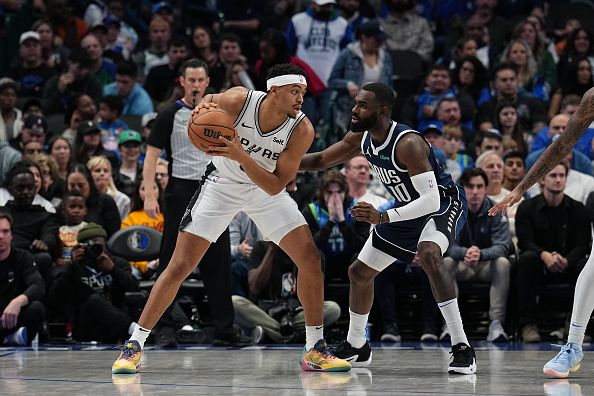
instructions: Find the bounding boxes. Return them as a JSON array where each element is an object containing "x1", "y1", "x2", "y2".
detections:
[
  {"x1": 112, "y1": 340, "x2": 142, "y2": 374},
  {"x1": 543, "y1": 343, "x2": 583, "y2": 379},
  {"x1": 300, "y1": 339, "x2": 352, "y2": 372}
]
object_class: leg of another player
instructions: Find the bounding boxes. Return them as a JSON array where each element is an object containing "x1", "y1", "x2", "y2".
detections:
[
  {"x1": 418, "y1": 241, "x2": 475, "y2": 374},
  {"x1": 330, "y1": 259, "x2": 377, "y2": 367},
  {"x1": 543, "y1": 254, "x2": 594, "y2": 378}
]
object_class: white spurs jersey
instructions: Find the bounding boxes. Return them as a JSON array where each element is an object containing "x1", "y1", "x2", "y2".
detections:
[{"x1": 213, "y1": 90, "x2": 305, "y2": 185}]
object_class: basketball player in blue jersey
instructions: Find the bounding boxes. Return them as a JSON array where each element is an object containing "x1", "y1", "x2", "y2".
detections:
[
  {"x1": 112, "y1": 64, "x2": 351, "y2": 374},
  {"x1": 491, "y1": 87, "x2": 594, "y2": 379},
  {"x1": 300, "y1": 82, "x2": 477, "y2": 375}
]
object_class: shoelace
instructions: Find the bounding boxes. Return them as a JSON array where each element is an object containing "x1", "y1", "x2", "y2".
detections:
[
  {"x1": 116, "y1": 345, "x2": 139, "y2": 360},
  {"x1": 450, "y1": 346, "x2": 471, "y2": 363},
  {"x1": 314, "y1": 343, "x2": 337, "y2": 359},
  {"x1": 550, "y1": 344, "x2": 574, "y2": 363}
]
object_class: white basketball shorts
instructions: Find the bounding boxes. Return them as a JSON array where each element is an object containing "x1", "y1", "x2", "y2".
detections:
[{"x1": 179, "y1": 166, "x2": 306, "y2": 245}]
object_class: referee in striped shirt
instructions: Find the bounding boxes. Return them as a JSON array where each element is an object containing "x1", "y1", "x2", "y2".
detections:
[{"x1": 143, "y1": 58, "x2": 251, "y2": 346}]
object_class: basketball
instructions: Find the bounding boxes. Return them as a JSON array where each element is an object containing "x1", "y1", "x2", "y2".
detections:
[{"x1": 188, "y1": 108, "x2": 236, "y2": 152}]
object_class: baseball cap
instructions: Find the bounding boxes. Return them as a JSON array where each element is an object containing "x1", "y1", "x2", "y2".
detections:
[
  {"x1": 91, "y1": 20, "x2": 108, "y2": 32},
  {"x1": 118, "y1": 129, "x2": 142, "y2": 145},
  {"x1": 23, "y1": 115, "x2": 48, "y2": 134},
  {"x1": 102, "y1": 15, "x2": 121, "y2": 27},
  {"x1": 141, "y1": 112, "x2": 158, "y2": 128},
  {"x1": 77, "y1": 222, "x2": 107, "y2": 242},
  {"x1": 0, "y1": 77, "x2": 17, "y2": 93},
  {"x1": 313, "y1": 0, "x2": 336, "y2": 5},
  {"x1": 19, "y1": 31, "x2": 40, "y2": 45},
  {"x1": 359, "y1": 20, "x2": 388, "y2": 42},
  {"x1": 77, "y1": 120, "x2": 101, "y2": 136},
  {"x1": 153, "y1": 1, "x2": 173, "y2": 14},
  {"x1": 422, "y1": 122, "x2": 444, "y2": 136}
]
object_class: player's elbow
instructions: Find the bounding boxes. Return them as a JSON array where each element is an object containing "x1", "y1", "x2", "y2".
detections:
[
  {"x1": 427, "y1": 191, "x2": 440, "y2": 213},
  {"x1": 265, "y1": 184, "x2": 285, "y2": 196}
]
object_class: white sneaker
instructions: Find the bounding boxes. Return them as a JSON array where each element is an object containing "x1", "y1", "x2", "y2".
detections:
[
  {"x1": 3, "y1": 327, "x2": 27, "y2": 346},
  {"x1": 420, "y1": 333, "x2": 438, "y2": 342},
  {"x1": 486, "y1": 320, "x2": 509, "y2": 342},
  {"x1": 252, "y1": 325, "x2": 264, "y2": 344}
]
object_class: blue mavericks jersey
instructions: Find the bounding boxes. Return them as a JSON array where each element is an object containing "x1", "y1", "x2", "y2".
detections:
[{"x1": 361, "y1": 121, "x2": 459, "y2": 207}]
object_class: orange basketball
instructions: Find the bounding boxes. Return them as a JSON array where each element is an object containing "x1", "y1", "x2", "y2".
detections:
[{"x1": 188, "y1": 108, "x2": 236, "y2": 152}]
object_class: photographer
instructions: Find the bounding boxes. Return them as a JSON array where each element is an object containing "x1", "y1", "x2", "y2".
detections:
[
  {"x1": 49, "y1": 222, "x2": 139, "y2": 343},
  {"x1": 232, "y1": 241, "x2": 341, "y2": 343}
]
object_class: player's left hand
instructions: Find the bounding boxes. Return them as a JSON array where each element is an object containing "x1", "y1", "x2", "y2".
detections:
[
  {"x1": 489, "y1": 188, "x2": 522, "y2": 216},
  {"x1": 351, "y1": 201, "x2": 381, "y2": 224},
  {"x1": 208, "y1": 136, "x2": 247, "y2": 162}
]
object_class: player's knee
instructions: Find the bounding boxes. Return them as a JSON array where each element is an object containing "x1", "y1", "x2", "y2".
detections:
[
  {"x1": 164, "y1": 258, "x2": 195, "y2": 282},
  {"x1": 418, "y1": 243, "x2": 443, "y2": 273},
  {"x1": 348, "y1": 261, "x2": 374, "y2": 284}
]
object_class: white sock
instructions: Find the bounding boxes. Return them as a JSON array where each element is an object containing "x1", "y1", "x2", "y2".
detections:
[
  {"x1": 128, "y1": 322, "x2": 137, "y2": 336},
  {"x1": 438, "y1": 298, "x2": 469, "y2": 346},
  {"x1": 130, "y1": 325, "x2": 151, "y2": 349},
  {"x1": 347, "y1": 309, "x2": 369, "y2": 349},
  {"x1": 567, "y1": 254, "x2": 594, "y2": 346},
  {"x1": 305, "y1": 325, "x2": 323, "y2": 350}
]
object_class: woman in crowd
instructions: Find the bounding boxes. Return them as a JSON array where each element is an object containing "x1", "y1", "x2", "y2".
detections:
[
  {"x1": 65, "y1": 164, "x2": 121, "y2": 238},
  {"x1": 452, "y1": 55, "x2": 487, "y2": 105},
  {"x1": 493, "y1": 101, "x2": 529, "y2": 156},
  {"x1": 35, "y1": 153, "x2": 66, "y2": 208},
  {"x1": 512, "y1": 18, "x2": 556, "y2": 90},
  {"x1": 557, "y1": 28, "x2": 594, "y2": 86},
  {"x1": 121, "y1": 174, "x2": 164, "y2": 279},
  {"x1": 302, "y1": 170, "x2": 369, "y2": 283},
  {"x1": 33, "y1": 19, "x2": 69, "y2": 71},
  {"x1": 87, "y1": 156, "x2": 130, "y2": 220},
  {"x1": 500, "y1": 39, "x2": 549, "y2": 101},
  {"x1": 48, "y1": 136, "x2": 73, "y2": 181}
]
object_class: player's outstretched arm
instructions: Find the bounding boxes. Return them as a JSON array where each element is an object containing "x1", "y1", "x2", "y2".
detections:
[
  {"x1": 489, "y1": 87, "x2": 594, "y2": 216},
  {"x1": 299, "y1": 131, "x2": 363, "y2": 171}
]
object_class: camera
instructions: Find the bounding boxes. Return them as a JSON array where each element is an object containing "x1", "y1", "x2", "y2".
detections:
[
  {"x1": 80, "y1": 241, "x2": 104, "y2": 264},
  {"x1": 268, "y1": 303, "x2": 294, "y2": 336}
]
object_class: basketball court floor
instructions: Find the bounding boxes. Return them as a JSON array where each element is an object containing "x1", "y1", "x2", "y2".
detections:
[{"x1": 0, "y1": 342, "x2": 591, "y2": 395}]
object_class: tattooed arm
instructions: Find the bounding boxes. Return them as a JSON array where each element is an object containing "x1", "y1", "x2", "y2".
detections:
[{"x1": 489, "y1": 87, "x2": 594, "y2": 216}]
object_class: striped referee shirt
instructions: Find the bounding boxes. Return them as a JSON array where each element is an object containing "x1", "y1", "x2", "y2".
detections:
[{"x1": 147, "y1": 100, "x2": 211, "y2": 180}]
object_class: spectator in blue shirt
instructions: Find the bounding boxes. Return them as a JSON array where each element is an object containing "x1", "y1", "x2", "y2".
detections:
[{"x1": 103, "y1": 61, "x2": 153, "y2": 116}]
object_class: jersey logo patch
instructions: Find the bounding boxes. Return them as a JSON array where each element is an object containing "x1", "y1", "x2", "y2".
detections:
[{"x1": 241, "y1": 122, "x2": 254, "y2": 129}]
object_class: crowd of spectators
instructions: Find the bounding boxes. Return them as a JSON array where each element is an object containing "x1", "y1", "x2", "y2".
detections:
[{"x1": 0, "y1": 0, "x2": 593, "y2": 346}]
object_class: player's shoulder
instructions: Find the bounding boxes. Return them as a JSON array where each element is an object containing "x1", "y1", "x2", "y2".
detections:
[{"x1": 291, "y1": 113, "x2": 314, "y2": 137}]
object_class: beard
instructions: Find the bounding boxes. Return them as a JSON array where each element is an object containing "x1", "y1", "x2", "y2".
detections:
[{"x1": 350, "y1": 113, "x2": 377, "y2": 132}]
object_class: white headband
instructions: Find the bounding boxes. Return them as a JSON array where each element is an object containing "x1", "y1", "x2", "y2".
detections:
[{"x1": 266, "y1": 74, "x2": 307, "y2": 90}]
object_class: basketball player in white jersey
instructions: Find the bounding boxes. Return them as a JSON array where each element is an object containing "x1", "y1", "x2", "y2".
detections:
[
  {"x1": 112, "y1": 64, "x2": 351, "y2": 373},
  {"x1": 491, "y1": 87, "x2": 594, "y2": 378}
]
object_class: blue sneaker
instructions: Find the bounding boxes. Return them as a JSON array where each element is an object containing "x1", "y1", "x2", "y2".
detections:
[
  {"x1": 3, "y1": 327, "x2": 27, "y2": 346},
  {"x1": 543, "y1": 343, "x2": 584, "y2": 378}
]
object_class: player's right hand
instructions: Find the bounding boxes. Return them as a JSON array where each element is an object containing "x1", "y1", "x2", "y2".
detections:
[
  {"x1": 488, "y1": 188, "x2": 523, "y2": 216},
  {"x1": 144, "y1": 196, "x2": 161, "y2": 219},
  {"x1": 195, "y1": 102, "x2": 219, "y2": 112}
]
